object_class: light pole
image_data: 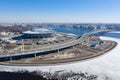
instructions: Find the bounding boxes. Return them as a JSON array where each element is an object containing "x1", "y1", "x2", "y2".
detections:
[
  {"x1": 22, "y1": 39, "x2": 24, "y2": 54},
  {"x1": 1, "y1": 41, "x2": 5, "y2": 53}
]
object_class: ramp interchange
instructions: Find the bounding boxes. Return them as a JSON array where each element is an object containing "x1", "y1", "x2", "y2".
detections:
[{"x1": 0, "y1": 30, "x2": 109, "y2": 61}]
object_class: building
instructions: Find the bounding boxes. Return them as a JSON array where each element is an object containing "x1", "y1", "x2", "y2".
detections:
[{"x1": 22, "y1": 28, "x2": 55, "y2": 39}]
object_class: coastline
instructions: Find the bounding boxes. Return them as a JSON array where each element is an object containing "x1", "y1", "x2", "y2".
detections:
[
  {"x1": 0, "y1": 39, "x2": 117, "y2": 66},
  {"x1": 0, "y1": 36, "x2": 120, "y2": 79}
]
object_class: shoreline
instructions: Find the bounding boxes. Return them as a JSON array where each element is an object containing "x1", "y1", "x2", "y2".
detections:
[
  {"x1": 0, "y1": 36, "x2": 120, "y2": 79},
  {"x1": 0, "y1": 39, "x2": 117, "y2": 66}
]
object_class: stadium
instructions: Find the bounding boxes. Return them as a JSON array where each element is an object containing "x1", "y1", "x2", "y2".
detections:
[{"x1": 14, "y1": 28, "x2": 55, "y2": 40}]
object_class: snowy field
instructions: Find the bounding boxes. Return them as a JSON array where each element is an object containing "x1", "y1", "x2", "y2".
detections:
[{"x1": 0, "y1": 36, "x2": 120, "y2": 80}]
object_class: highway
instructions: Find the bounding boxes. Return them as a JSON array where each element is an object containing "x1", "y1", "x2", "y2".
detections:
[{"x1": 0, "y1": 30, "x2": 109, "y2": 58}]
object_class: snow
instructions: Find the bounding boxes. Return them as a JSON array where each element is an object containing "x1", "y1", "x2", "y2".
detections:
[
  {"x1": 23, "y1": 28, "x2": 53, "y2": 34},
  {"x1": 0, "y1": 36, "x2": 120, "y2": 79}
]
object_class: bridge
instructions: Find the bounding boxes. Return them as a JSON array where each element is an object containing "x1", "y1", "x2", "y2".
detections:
[
  {"x1": 0, "y1": 30, "x2": 109, "y2": 61},
  {"x1": 89, "y1": 30, "x2": 109, "y2": 35}
]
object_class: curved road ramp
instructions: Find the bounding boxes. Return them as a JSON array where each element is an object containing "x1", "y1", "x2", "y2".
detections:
[{"x1": 0, "y1": 30, "x2": 116, "y2": 66}]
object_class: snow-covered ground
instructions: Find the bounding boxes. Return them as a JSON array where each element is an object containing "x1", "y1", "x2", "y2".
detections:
[{"x1": 0, "y1": 36, "x2": 120, "y2": 80}]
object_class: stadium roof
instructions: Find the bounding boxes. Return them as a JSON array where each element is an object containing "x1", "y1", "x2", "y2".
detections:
[{"x1": 23, "y1": 28, "x2": 54, "y2": 34}]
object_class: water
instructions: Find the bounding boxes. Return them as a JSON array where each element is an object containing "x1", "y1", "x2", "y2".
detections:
[
  {"x1": 53, "y1": 27, "x2": 120, "y2": 39},
  {"x1": 52, "y1": 27, "x2": 120, "y2": 39},
  {"x1": 52, "y1": 27, "x2": 91, "y2": 35},
  {"x1": 103, "y1": 32, "x2": 120, "y2": 39}
]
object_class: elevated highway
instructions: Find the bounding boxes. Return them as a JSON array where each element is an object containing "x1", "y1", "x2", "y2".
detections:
[{"x1": 0, "y1": 30, "x2": 109, "y2": 61}]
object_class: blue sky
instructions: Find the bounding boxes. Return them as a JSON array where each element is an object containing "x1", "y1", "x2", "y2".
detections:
[{"x1": 0, "y1": 0, "x2": 120, "y2": 23}]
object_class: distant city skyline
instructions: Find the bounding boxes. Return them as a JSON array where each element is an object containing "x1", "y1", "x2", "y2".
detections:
[{"x1": 0, "y1": 0, "x2": 120, "y2": 23}]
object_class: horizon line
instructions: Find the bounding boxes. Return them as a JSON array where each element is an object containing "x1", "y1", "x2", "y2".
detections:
[{"x1": 0, "y1": 22, "x2": 120, "y2": 24}]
